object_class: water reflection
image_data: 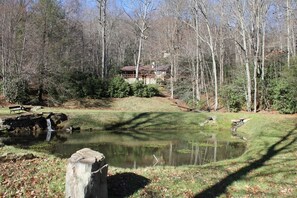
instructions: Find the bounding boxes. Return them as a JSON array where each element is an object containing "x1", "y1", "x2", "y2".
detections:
[{"x1": 53, "y1": 130, "x2": 245, "y2": 168}]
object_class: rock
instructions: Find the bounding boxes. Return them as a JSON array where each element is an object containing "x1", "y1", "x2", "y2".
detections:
[
  {"x1": 199, "y1": 116, "x2": 217, "y2": 126},
  {"x1": 1, "y1": 113, "x2": 68, "y2": 138},
  {"x1": 49, "y1": 113, "x2": 68, "y2": 126},
  {"x1": 66, "y1": 126, "x2": 80, "y2": 134},
  {"x1": 231, "y1": 118, "x2": 250, "y2": 140}
]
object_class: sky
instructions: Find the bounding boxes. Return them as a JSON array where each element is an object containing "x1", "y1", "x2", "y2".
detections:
[{"x1": 84, "y1": 0, "x2": 161, "y2": 13}]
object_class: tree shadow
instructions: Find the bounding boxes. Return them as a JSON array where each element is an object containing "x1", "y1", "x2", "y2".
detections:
[
  {"x1": 195, "y1": 126, "x2": 297, "y2": 198},
  {"x1": 62, "y1": 98, "x2": 113, "y2": 109},
  {"x1": 79, "y1": 98, "x2": 112, "y2": 108},
  {"x1": 107, "y1": 172, "x2": 150, "y2": 198},
  {"x1": 104, "y1": 112, "x2": 166, "y2": 130},
  {"x1": 103, "y1": 112, "x2": 200, "y2": 143}
]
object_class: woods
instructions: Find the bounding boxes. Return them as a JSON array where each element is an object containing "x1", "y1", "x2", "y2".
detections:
[{"x1": 0, "y1": 0, "x2": 296, "y2": 113}]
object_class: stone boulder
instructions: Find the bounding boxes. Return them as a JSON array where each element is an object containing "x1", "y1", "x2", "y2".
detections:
[
  {"x1": 48, "y1": 113, "x2": 68, "y2": 126},
  {"x1": 0, "y1": 113, "x2": 68, "y2": 138}
]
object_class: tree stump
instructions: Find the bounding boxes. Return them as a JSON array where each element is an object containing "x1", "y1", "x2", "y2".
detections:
[{"x1": 65, "y1": 148, "x2": 108, "y2": 198}]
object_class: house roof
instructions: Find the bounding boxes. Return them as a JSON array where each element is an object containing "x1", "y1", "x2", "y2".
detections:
[
  {"x1": 121, "y1": 65, "x2": 169, "y2": 72},
  {"x1": 121, "y1": 66, "x2": 137, "y2": 71},
  {"x1": 156, "y1": 65, "x2": 170, "y2": 71}
]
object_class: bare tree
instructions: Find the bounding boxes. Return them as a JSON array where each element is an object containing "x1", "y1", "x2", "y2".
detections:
[
  {"x1": 285, "y1": 0, "x2": 297, "y2": 66},
  {"x1": 0, "y1": 0, "x2": 29, "y2": 97},
  {"x1": 97, "y1": 0, "x2": 107, "y2": 78},
  {"x1": 249, "y1": 0, "x2": 269, "y2": 112},
  {"x1": 231, "y1": 0, "x2": 253, "y2": 111},
  {"x1": 189, "y1": 0, "x2": 202, "y2": 101},
  {"x1": 287, "y1": 0, "x2": 291, "y2": 67},
  {"x1": 123, "y1": 0, "x2": 155, "y2": 80},
  {"x1": 195, "y1": 0, "x2": 219, "y2": 111},
  {"x1": 159, "y1": 0, "x2": 184, "y2": 99}
]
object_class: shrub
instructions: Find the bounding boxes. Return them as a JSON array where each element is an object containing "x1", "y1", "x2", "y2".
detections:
[
  {"x1": 272, "y1": 80, "x2": 296, "y2": 114},
  {"x1": 132, "y1": 81, "x2": 159, "y2": 97},
  {"x1": 62, "y1": 70, "x2": 109, "y2": 99},
  {"x1": 65, "y1": 70, "x2": 87, "y2": 98},
  {"x1": 47, "y1": 73, "x2": 69, "y2": 104},
  {"x1": 82, "y1": 77, "x2": 108, "y2": 99},
  {"x1": 270, "y1": 63, "x2": 297, "y2": 114},
  {"x1": 47, "y1": 70, "x2": 109, "y2": 103},
  {"x1": 145, "y1": 85, "x2": 159, "y2": 97},
  {"x1": 5, "y1": 78, "x2": 30, "y2": 104},
  {"x1": 131, "y1": 81, "x2": 145, "y2": 97},
  {"x1": 108, "y1": 76, "x2": 131, "y2": 98},
  {"x1": 221, "y1": 84, "x2": 245, "y2": 112}
]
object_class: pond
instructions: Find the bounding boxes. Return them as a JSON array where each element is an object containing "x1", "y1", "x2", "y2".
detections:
[{"x1": 53, "y1": 130, "x2": 245, "y2": 168}]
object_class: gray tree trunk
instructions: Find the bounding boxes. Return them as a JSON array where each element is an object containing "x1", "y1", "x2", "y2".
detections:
[
  {"x1": 242, "y1": 22, "x2": 252, "y2": 112},
  {"x1": 97, "y1": 0, "x2": 107, "y2": 78},
  {"x1": 287, "y1": 0, "x2": 291, "y2": 67},
  {"x1": 101, "y1": 0, "x2": 107, "y2": 78},
  {"x1": 136, "y1": 34, "x2": 143, "y2": 80}
]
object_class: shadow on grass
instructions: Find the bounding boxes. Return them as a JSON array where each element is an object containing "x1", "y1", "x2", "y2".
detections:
[
  {"x1": 82, "y1": 98, "x2": 112, "y2": 108},
  {"x1": 103, "y1": 112, "x2": 196, "y2": 142},
  {"x1": 107, "y1": 172, "x2": 150, "y2": 198},
  {"x1": 104, "y1": 112, "x2": 167, "y2": 130},
  {"x1": 195, "y1": 126, "x2": 297, "y2": 198}
]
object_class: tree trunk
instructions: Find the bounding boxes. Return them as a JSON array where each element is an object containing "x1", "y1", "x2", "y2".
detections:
[
  {"x1": 261, "y1": 21, "x2": 266, "y2": 80},
  {"x1": 101, "y1": 10, "x2": 106, "y2": 78},
  {"x1": 39, "y1": 11, "x2": 48, "y2": 103},
  {"x1": 287, "y1": 0, "x2": 291, "y2": 67},
  {"x1": 195, "y1": 23, "x2": 201, "y2": 101},
  {"x1": 1, "y1": 27, "x2": 6, "y2": 96},
  {"x1": 241, "y1": 22, "x2": 252, "y2": 112},
  {"x1": 136, "y1": 34, "x2": 143, "y2": 80},
  {"x1": 253, "y1": 6, "x2": 261, "y2": 113},
  {"x1": 170, "y1": 55, "x2": 174, "y2": 99},
  {"x1": 207, "y1": 21, "x2": 218, "y2": 111},
  {"x1": 99, "y1": 0, "x2": 107, "y2": 78},
  {"x1": 253, "y1": 62, "x2": 258, "y2": 112},
  {"x1": 210, "y1": 45, "x2": 218, "y2": 111},
  {"x1": 66, "y1": 148, "x2": 108, "y2": 198}
]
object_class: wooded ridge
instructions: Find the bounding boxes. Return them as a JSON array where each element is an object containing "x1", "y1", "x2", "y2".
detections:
[{"x1": 0, "y1": 0, "x2": 296, "y2": 114}]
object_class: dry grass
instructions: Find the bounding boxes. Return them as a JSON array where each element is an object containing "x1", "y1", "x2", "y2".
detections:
[{"x1": 61, "y1": 96, "x2": 182, "y2": 112}]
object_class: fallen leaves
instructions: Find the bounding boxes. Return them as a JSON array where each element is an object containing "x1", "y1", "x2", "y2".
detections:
[{"x1": 0, "y1": 157, "x2": 66, "y2": 198}]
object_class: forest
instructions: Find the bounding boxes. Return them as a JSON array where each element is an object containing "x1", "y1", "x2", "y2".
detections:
[{"x1": 0, "y1": 0, "x2": 296, "y2": 114}]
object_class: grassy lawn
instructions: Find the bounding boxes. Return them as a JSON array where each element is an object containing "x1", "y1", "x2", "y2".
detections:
[
  {"x1": 128, "y1": 113, "x2": 297, "y2": 197},
  {"x1": 0, "y1": 98, "x2": 296, "y2": 197}
]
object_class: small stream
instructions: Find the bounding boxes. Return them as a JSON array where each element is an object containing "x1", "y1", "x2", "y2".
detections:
[{"x1": 52, "y1": 130, "x2": 245, "y2": 168}]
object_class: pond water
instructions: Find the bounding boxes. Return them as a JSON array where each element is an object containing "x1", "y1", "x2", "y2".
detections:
[{"x1": 53, "y1": 130, "x2": 245, "y2": 168}]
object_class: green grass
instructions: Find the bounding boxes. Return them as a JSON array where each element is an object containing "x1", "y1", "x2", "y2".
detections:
[
  {"x1": 0, "y1": 97, "x2": 296, "y2": 197},
  {"x1": 104, "y1": 112, "x2": 297, "y2": 197},
  {"x1": 61, "y1": 96, "x2": 182, "y2": 112},
  {"x1": 19, "y1": 109, "x2": 209, "y2": 131}
]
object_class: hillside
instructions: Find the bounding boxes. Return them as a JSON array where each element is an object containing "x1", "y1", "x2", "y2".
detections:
[{"x1": 61, "y1": 96, "x2": 188, "y2": 112}]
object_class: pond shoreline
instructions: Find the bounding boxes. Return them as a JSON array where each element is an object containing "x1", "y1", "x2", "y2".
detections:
[{"x1": 0, "y1": 111, "x2": 296, "y2": 197}]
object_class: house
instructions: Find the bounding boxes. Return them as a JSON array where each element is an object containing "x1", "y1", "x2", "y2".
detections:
[{"x1": 121, "y1": 64, "x2": 169, "y2": 84}]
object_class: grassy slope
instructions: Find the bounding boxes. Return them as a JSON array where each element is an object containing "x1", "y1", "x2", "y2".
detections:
[
  {"x1": 128, "y1": 113, "x2": 297, "y2": 198},
  {"x1": 0, "y1": 97, "x2": 296, "y2": 197}
]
